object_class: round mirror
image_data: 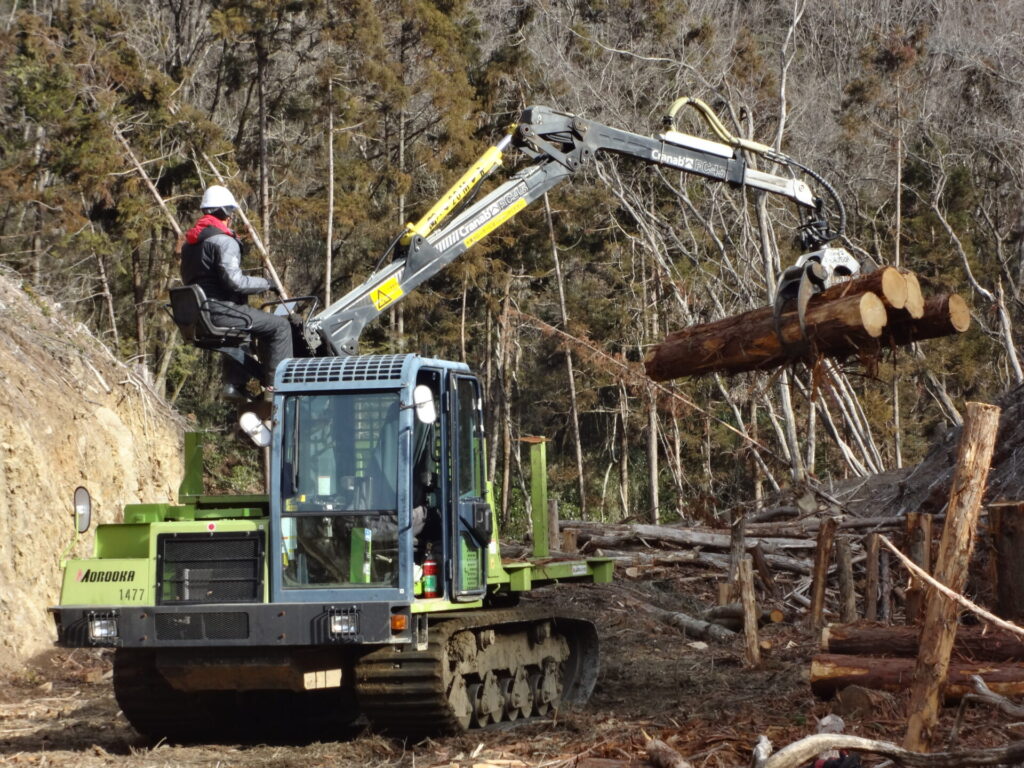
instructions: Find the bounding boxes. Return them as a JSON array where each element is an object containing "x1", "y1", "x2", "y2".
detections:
[
  {"x1": 413, "y1": 385, "x2": 437, "y2": 425},
  {"x1": 239, "y1": 411, "x2": 272, "y2": 448},
  {"x1": 73, "y1": 486, "x2": 92, "y2": 534}
]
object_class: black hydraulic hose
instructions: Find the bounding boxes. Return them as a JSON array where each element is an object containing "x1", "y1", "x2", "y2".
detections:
[
  {"x1": 787, "y1": 157, "x2": 847, "y2": 241},
  {"x1": 370, "y1": 229, "x2": 408, "y2": 274}
]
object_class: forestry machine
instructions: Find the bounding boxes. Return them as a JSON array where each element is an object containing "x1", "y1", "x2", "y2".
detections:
[{"x1": 51, "y1": 99, "x2": 860, "y2": 741}]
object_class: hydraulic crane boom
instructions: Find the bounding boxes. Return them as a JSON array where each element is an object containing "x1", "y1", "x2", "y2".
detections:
[{"x1": 306, "y1": 102, "x2": 858, "y2": 357}]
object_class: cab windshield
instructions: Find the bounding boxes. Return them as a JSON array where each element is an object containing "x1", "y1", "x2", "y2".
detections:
[{"x1": 279, "y1": 392, "x2": 401, "y2": 588}]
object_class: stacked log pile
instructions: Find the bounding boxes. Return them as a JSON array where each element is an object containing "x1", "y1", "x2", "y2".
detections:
[
  {"x1": 555, "y1": 509, "x2": 902, "y2": 622},
  {"x1": 645, "y1": 267, "x2": 970, "y2": 381},
  {"x1": 812, "y1": 624, "x2": 1024, "y2": 701}
]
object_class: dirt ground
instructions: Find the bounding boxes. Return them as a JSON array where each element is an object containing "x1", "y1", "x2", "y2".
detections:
[{"x1": 0, "y1": 573, "x2": 1013, "y2": 768}]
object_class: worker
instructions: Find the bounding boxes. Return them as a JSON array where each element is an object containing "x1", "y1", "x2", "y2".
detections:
[{"x1": 180, "y1": 184, "x2": 292, "y2": 397}]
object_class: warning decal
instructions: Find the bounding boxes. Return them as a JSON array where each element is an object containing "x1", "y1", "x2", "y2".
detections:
[{"x1": 370, "y1": 276, "x2": 404, "y2": 311}]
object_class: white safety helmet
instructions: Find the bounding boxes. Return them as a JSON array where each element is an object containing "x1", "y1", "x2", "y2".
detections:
[{"x1": 200, "y1": 184, "x2": 239, "y2": 211}]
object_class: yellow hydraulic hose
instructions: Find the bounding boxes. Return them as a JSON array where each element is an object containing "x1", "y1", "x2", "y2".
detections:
[
  {"x1": 664, "y1": 96, "x2": 789, "y2": 164},
  {"x1": 400, "y1": 131, "x2": 515, "y2": 246}
]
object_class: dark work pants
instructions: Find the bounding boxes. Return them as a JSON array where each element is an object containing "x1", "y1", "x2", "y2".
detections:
[{"x1": 210, "y1": 302, "x2": 293, "y2": 386}]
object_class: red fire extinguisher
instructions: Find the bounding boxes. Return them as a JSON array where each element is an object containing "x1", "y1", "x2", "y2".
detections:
[{"x1": 423, "y1": 547, "x2": 439, "y2": 599}]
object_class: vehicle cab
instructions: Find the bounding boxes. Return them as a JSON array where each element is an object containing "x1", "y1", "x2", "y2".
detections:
[{"x1": 268, "y1": 354, "x2": 495, "y2": 618}]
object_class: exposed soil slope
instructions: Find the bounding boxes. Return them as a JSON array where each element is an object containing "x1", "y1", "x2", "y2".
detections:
[{"x1": 0, "y1": 270, "x2": 182, "y2": 671}]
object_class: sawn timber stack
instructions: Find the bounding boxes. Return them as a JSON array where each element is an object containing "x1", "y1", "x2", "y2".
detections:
[{"x1": 645, "y1": 267, "x2": 970, "y2": 380}]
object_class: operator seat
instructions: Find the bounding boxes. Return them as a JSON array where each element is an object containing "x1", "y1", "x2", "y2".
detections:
[
  {"x1": 167, "y1": 284, "x2": 263, "y2": 400},
  {"x1": 168, "y1": 284, "x2": 252, "y2": 348}
]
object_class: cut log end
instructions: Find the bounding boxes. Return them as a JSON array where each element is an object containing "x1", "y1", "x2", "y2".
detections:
[
  {"x1": 900, "y1": 269, "x2": 925, "y2": 319},
  {"x1": 858, "y1": 292, "x2": 887, "y2": 338},
  {"x1": 947, "y1": 293, "x2": 971, "y2": 332}
]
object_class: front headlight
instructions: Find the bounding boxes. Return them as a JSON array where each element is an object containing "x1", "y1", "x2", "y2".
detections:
[
  {"x1": 88, "y1": 617, "x2": 118, "y2": 640},
  {"x1": 329, "y1": 612, "x2": 358, "y2": 635}
]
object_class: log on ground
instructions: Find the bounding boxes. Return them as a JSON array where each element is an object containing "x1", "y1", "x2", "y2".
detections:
[
  {"x1": 645, "y1": 291, "x2": 888, "y2": 380},
  {"x1": 810, "y1": 653, "x2": 1024, "y2": 700},
  {"x1": 822, "y1": 623, "x2": 1024, "y2": 661}
]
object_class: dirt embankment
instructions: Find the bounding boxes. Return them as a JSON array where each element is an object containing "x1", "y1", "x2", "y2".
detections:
[{"x1": 0, "y1": 271, "x2": 183, "y2": 671}]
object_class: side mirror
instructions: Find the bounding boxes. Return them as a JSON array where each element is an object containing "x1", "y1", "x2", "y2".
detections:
[
  {"x1": 413, "y1": 385, "x2": 437, "y2": 425},
  {"x1": 73, "y1": 486, "x2": 92, "y2": 534},
  {"x1": 240, "y1": 411, "x2": 272, "y2": 448}
]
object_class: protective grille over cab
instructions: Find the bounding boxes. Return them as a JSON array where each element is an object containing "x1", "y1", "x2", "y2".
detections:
[{"x1": 280, "y1": 354, "x2": 408, "y2": 384}]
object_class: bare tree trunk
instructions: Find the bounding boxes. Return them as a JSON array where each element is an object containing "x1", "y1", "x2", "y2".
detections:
[
  {"x1": 325, "y1": 77, "x2": 334, "y2": 307},
  {"x1": 131, "y1": 245, "x2": 146, "y2": 358},
  {"x1": 96, "y1": 253, "x2": 120, "y2": 352},
  {"x1": 647, "y1": 392, "x2": 659, "y2": 524},
  {"x1": 892, "y1": 76, "x2": 905, "y2": 468},
  {"x1": 255, "y1": 31, "x2": 271, "y2": 251},
  {"x1": 996, "y1": 283, "x2": 1023, "y2": 384},
  {"x1": 394, "y1": 106, "x2": 406, "y2": 352},
  {"x1": 618, "y1": 383, "x2": 630, "y2": 518},
  {"x1": 544, "y1": 194, "x2": 587, "y2": 517}
]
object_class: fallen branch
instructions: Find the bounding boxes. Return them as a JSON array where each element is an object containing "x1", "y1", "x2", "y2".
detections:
[
  {"x1": 880, "y1": 536, "x2": 1024, "y2": 640},
  {"x1": 755, "y1": 733, "x2": 1024, "y2": 768},
  {"x1": 639, "y1": 603, "x2": 736, "y2": 643},
  {"x1": 960, "y1": 673, "x2": 1024, "y2": 718}
]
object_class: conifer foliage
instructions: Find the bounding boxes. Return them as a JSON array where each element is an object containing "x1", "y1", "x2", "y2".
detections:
[{"x1": 2, "y1": 0, "x2": 1023, "y2": 523}]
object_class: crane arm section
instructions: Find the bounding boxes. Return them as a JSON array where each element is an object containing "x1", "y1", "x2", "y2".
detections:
[{"x1": 307, "y1": 104, "x2": 843, "y2": 357}]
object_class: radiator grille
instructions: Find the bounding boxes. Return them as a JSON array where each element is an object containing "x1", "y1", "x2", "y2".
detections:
[
  {"x1": 280, "y1": 354, "x2": 408, "y2": 384},
  {"x1": 155, "y1": 612, "x2": 250, "y2": 640},
  {"x1": 156, "y1": 531, "x2": 263, "y2": 605}
]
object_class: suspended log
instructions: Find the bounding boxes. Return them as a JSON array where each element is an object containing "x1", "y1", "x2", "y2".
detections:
[
  {"x1": 811, "y1": 653, "x2": 1024, "y2": 701},
  {"x1": 899, "y1": 269, "x2": 926, "y2": 319},
  {"x1": 883, "y1": 293, "x2": 970, "y2": 347},
  {"x1": 645, "y1": 292, "x2": 888, "y2": 380},
  {"x1": 821, "y1": 623, "x2": 1024, "y2": 661},
  {"x1": 817, "y1": 266, "x2": 916, "y2": 314}
]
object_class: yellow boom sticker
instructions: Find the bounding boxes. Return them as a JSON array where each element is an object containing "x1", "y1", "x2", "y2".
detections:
[
  {"x1": 464, "y1": 198, "x2": 527, "y2": 248},
  {"x1": 370, "y1": 276, "x2": 404, "y2": 310}
]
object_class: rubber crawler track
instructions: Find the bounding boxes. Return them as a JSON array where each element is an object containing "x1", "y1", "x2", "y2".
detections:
[
  {"x1": 114, "y1": 648, "x2": 359, "y2": 743},
  {"x1": 355, "y1": 607, "x2": 599, "y2": 737}
]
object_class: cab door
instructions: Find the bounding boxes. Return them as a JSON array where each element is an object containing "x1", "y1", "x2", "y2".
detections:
[{"x1": 448, "y1": 374, "x2": 491, "y2": 601}]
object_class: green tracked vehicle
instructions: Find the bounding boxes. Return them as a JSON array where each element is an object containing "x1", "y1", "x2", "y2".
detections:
[
  {"x1": 51, "y1": 101, "x2": 858, "y2": 740},
  {"x1": 54, "y1": 354, "x2": 609, "y2": 740}
]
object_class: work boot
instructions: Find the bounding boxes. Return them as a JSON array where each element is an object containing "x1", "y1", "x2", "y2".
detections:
[{"x1": 221, "y1": 382, "x2": 247, "y2": 402}]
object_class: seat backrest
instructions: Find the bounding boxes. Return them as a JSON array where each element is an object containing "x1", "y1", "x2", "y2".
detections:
[
  {"x1": 168, "y1": 285, "x2": 203, "y2": 342},
  {"x1": 168, "y1": 284, "x2": 249, "y2": 347}
]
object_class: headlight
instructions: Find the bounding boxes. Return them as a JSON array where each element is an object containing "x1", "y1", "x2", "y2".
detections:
[
  {"x1": 89, "y1": 617, "x2": 118, "y2": 640},
  {"x1": 329, "y1": 612, "x2": 358, "y2": 635}
]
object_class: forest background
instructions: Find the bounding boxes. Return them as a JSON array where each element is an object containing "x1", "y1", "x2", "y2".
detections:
[{"x1": 2, "y1": 0, "x2": 1022, "y2": 532}]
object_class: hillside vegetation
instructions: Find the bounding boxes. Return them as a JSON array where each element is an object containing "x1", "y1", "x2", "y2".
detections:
[{"x1": 3, "y1": 0, "x2": 1022, "y2": 529}]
